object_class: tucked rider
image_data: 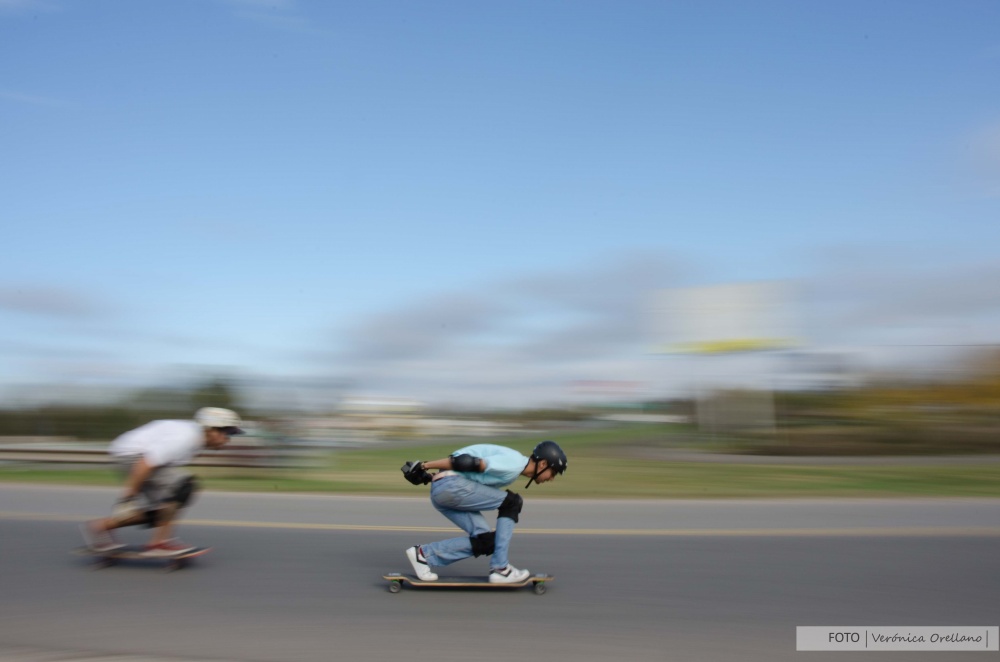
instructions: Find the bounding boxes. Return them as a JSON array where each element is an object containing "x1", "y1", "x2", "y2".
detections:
[
  {"x1": 401, "y1": 440, "x2": 567, "y2": 583},
  {"x1": 80, "y1": 407, "x2": 243, "y2": 556}
]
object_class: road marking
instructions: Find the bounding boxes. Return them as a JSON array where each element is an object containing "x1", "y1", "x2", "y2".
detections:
[{"x1": 1, "y1": 511, "x2": 999, "y2": 537}]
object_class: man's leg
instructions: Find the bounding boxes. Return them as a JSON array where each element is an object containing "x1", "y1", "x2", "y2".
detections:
[
  {"x1": 147, "y1": 503, "x2": 178, "y2": 545},
  {"x1": 146, "y1": 471, "x2": 198, "y2": 547},
  {"x1": 419, "y1": 510, "x2": 493, "y2": 567},
  {"x1": 81, "y1": 456, "x2": 144, "y2": 549},
  {"x1": 490, "y1": 490, "x2": 523, "y2": 571},
  {"x1": 83, "y1": 508, "x2": 144, "y2": 550},
  {"x1": 417, "y1": 477, "x2": 507, "y2": 568}
]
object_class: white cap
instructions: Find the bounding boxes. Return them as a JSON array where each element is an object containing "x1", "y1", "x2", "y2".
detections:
[{"x1": 195, "y1": 407, "x2": 244, "y2": 434}]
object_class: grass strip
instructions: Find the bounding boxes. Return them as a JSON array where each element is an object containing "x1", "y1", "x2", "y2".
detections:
[{"x1": 2, "y1": 425, "x2": 997, "y2": 498}]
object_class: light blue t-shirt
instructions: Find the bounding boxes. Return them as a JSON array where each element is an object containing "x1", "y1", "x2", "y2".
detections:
[{"x1": 452, "y1": 444, "x2": 530, "y2": 488}]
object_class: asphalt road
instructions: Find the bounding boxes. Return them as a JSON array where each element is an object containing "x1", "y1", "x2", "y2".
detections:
[{"x1": 1, "y1": 485, "x2": 998, "y2": 662}]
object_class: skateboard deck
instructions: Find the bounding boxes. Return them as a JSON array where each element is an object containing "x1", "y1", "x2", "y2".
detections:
[
  {"x1": 383, "y1": 572, "x2": 553, "y2": 594},
  {"x1": 73, "y1": 545, "x2": 211, "y2": 571}
]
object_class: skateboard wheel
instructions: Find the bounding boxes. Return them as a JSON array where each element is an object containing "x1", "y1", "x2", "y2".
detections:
[
  {"x1": 533, "y1": 582, "x2": 546, "y2": 595},
  {"x1": 388, "y1": 581, "x2": 401, "y2": 594}
]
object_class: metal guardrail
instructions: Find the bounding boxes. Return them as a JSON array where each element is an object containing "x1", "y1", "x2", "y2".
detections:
[{"x1": 0, "y1": 444, "x2": 322, "y2": 469}]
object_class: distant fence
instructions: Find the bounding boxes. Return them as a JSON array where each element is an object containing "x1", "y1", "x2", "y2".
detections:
[{"x1": 0, "y1": 442, "x2": 322, "y2": 469}]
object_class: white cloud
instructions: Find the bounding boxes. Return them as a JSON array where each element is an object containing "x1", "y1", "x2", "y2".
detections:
[
  {"x1": 967, "y1": 120, "x2": 1000, "y2": 198},
  {"x1": 801, "y1": 246, "x2": 1000, "y2": 368},
  {"x1": 310, "y1": 251, "x2": 682, "y2": 406},
  {"x1": 0, "y1": 0, "x2": 58, "y2": 16},
  {"x1": 216, "y1": 0, "x2": 323, "y2": 34},
  {"x1": 0, "y1": 89, "x2": 66, "y2": 107},
  {"x1": 299, "y1": 245, "x2": 1000, "y2": 406},
  {"x1": 235, "y1": 11, "x2": 313, "y2": 32},
  {"x1": 219, "y1": 0, "x2": 297, "y2": 8},
  {"x1": 6, "y1": 246, "x2": 999, "y2": 409},
  {"x1": 0, "y1": 285, "x2": 109, "y2": 318}
]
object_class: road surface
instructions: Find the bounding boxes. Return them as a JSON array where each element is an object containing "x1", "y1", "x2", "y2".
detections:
[{"x1": 0, "y1": 485, "x2": 997, "y2": 661}]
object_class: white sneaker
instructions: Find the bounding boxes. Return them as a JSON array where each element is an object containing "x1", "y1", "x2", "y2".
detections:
[
  {"x1": 79, "y1": 522, "x2": 126, "y2": 552},
  {"x1": 489, "y1": 564, "x2": 530, "y2": 584},
  {"x1": 142, "y1": 539, "x2": 197, "y2": 557},
  {"x1": 405, "y1": 545, "x2": 438, "y2": 581}
]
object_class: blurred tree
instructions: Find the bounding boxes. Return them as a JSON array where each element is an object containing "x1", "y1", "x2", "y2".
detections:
[
  {"x1": 128, "y1": 387, "x2": 191, "y2": 413},
  {"x1": 190, "y1": 378, "x2": 243, "y2": 412}
]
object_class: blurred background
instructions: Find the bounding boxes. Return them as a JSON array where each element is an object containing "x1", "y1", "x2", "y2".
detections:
[
  {"x1": 1, "y1": 0, "x2": 999, "y2": 497},
  {"x1": 2, "y1": 6, "x2": 999, "y2": 662}
]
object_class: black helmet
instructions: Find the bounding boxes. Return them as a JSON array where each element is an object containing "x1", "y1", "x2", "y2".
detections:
[{"x1": 525, "y1": 440, "x2": 567, "y2": 488}]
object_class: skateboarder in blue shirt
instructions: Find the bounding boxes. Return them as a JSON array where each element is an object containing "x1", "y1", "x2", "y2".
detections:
[{"x1": 401, "y1": 440, "x2": 567, "y2": 583}]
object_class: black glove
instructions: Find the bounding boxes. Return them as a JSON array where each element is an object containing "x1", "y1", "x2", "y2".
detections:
[{"x1": 401, "y1": 461, "x2": 432, "y2": 485}]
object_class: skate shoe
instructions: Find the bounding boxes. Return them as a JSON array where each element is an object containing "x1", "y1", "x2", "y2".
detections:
[
  {"x1": 489, "y1": 564, "x2": 530, "y2": 584},
  {"x1": 143, "y1": 538, "x2": 197, "y2": 557},
  {"x1": 405, "y1": 545, "x2": 438, "y2": 581},
  {"x1": 79, "y1": 521, "x2": 126, "y2": 552}
]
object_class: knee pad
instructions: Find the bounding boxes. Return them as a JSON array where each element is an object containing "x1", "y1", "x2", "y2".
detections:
[
  {"x1": 166, "y1": 475, "x2": 199, "y2": 508},
  {"x1": 498, "y1": 490, "x2": 523, "y2": 523},
  {"x1": 470, "y1": 531, "x2": 496, "y2": 557}
]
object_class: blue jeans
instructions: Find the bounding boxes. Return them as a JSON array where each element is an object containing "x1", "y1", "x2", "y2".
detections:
[{"x1": 419, "y1": 475, "x2": 515, "y2": 571}]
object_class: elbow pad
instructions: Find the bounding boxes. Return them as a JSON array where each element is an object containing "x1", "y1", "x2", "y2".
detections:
[{"x1": 450, "y1": 453, "x2": 480, "y2": 473}]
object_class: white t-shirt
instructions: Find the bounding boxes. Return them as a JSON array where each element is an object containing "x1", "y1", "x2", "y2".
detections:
[{"x1": 109, "y1": 420, "x2": 205, "y2": 468}]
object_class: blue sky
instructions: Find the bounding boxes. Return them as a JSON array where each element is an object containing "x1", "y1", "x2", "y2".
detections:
[{"x1": 2, "y1": 0, "x2": 999, "y2": 409}]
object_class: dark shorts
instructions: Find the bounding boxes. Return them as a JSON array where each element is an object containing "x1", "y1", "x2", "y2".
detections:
[{"x1": 113, "y1": 455, "x2": 191, "y2": 506}]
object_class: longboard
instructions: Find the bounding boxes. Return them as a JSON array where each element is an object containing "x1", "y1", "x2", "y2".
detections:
[
  {"x1": 73, "y1": 545, "x2": 211, "y2": 571},
  {"x1": 383, "y1": 572, "x2": 552, "y2": 594}
]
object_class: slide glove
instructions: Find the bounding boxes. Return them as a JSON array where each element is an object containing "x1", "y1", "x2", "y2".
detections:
[{"x1": 401, "y1": 461, "x2": 432, "y2": 486}]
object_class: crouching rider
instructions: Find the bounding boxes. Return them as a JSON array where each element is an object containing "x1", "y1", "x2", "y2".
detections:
[
  {"x1": 401, "y1": 441, "x2": 567, "y2": 583},
  {"x1": 80, "y1": 407, "x2": 243, "y2": 556}
]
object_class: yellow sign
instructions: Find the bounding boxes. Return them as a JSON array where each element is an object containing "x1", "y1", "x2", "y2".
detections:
[
  {"x1": 657, "y1": 337, "x2": 798, "y2": 355},
  {"x1": 651, "y1": 282, "x2": 799, "y2": 355}
]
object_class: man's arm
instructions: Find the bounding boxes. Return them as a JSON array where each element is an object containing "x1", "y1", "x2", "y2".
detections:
[
  {"x1": 402, "y1": 455, "x2": 488, "y2": 485},
  {"x1": 123, "y1": 457, "x2": 156, "y2": 498},
  {"x1": 424, "y1": 456, "x2": 486, "y2": 472},
  {"x1": 109, "y1": 456, "x2": 157, "y2": 519}
]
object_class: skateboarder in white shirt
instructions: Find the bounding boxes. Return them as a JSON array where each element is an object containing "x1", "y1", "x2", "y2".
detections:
[{"x1": 80, "y1": 407, "x2": 244, "y2": 556}]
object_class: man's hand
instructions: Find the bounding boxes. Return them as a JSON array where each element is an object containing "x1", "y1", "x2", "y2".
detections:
[
  {"x1": 401, "y1": 461, "x2": 432, "y2": 485},
  {"x1": 112, "y1": 495, "x2": 142, "y2": 519}
]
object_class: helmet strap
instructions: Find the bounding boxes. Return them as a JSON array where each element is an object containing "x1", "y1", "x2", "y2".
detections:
[{"x1": 524, "y1": 457, "x2": 543, "y2": 489}]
